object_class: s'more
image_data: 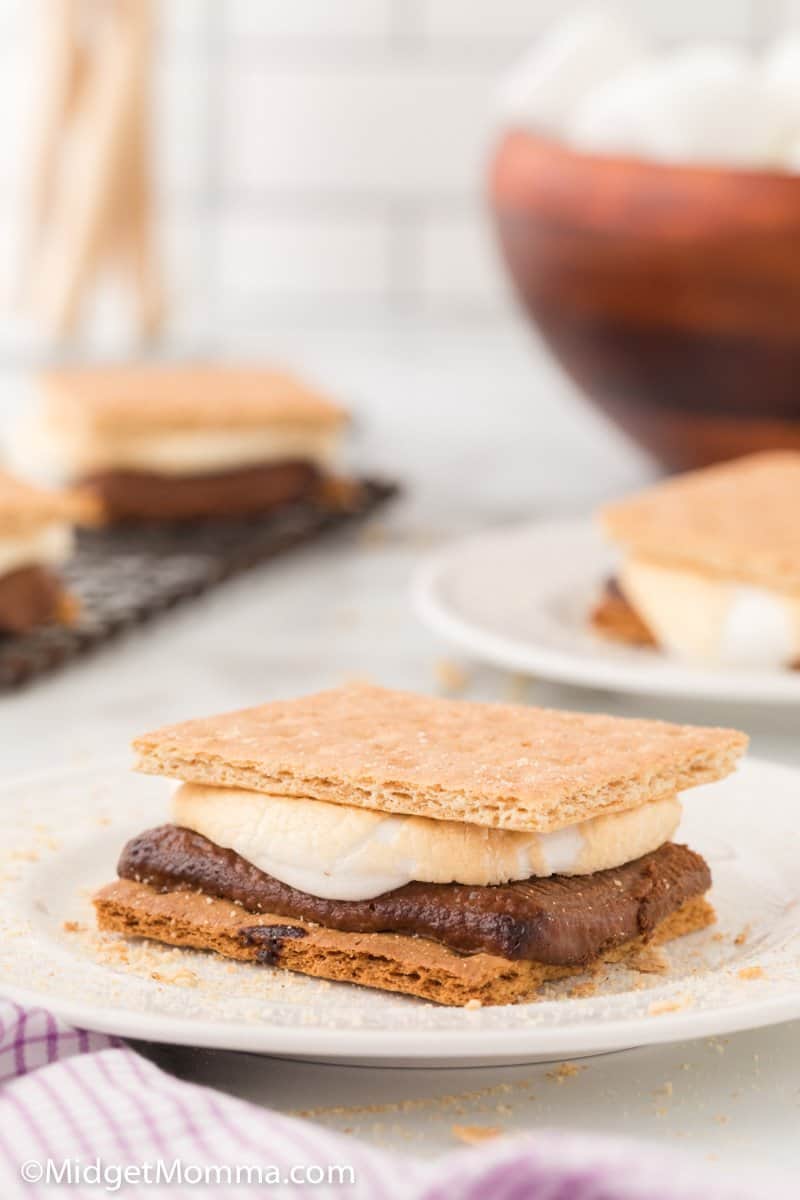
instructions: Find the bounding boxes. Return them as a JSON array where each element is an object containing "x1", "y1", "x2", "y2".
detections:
[
  {"x1": 591, "y1": 451, "x2": 800, "y2": 669},
  {"x1": 94, "y1": 684, "x2": 746, "y2": 1007},
  {"x1": 0, "y1": 469, "x2": 90, "y2": 635},
  {"x1": 34, "y1": 365, "x2": 348, "y2": 522}
]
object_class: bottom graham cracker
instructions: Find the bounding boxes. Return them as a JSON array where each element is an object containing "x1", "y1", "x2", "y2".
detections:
[{"x1": 94, "y1": 879, "x2": 715, "y2": 1008}]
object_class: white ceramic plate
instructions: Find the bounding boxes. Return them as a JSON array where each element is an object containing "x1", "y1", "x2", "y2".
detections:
[
  {"x1": 0, "y1": 759, "x2": 798, "y2": 1066},
  {"x1": 412, "y1": 517, "x2": 800, "y2": 704}
]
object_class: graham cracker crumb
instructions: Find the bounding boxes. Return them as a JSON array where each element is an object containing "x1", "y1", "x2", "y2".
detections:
[
  {"x1": 339, "y1": 674, "x2": 375, "y2": 689},
  {"x1": 62, "y1": 920, "x2": 86, "y2": 934},
  {"x1": 503, "y1": 674, "x2": 532, "y2": 703},
  {"x1": 357, "y1": 520, "x2": 389, "y2": 547},
  {"x1": 734, "y1": 924, "x2": 752, "y2": 946},
  {"x1": 296, "y1": 1079, "x2": 526, "y2": 1122},
  {"x1": 627, "y1": 946, "x2": 669, "y2": 975},
  {"x1": 547, "y1": 1062, "x2": 585, "y2": 1083},
  {"x1": 434, "y1": 659, "x2": 471, "y2": 695},
  {"x1": 568, "y1": 979, "x2": 600, "y2": 999},
  {"x1": 103, "y1": 942, "x2": 130, "y2": 965},
  {"x1": 737, "y1": 965, "x2": 764, "y2": 981},
  {"x1": 451, "y1": 1125, "x2": 502, "y2": 1146},
  {"x1": 151, "y1": 967, "x2": 200, "y2": 988},
  {"x1": 648, "y1": 993, "x2": 693, "y2": 1016}
]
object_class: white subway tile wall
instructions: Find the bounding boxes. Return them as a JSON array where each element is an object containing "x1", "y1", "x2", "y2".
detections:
[
  {"x1": 226, "y1": 0, "x2": 394, "y2": 42},
  {"x1": 222, "y1": 65, "x2": 497, "y2": 197},
  {"x1": 421, "y1": 0, "x2": 565, "y2": 41},
  {"x1": 632, "y1": 0, "x2": 753, "y2": 42},
  {"x1": 0, "y1": 0, "x2": 790, "y2": 339},
  {"x1": 218, "y1": 214, "x2": 392, "y2": 307},
  {"x1": 778, "y1": 0, "x2": 800, "y2": 28}
]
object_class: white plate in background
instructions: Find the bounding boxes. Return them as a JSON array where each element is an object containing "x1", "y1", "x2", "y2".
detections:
[
  {"x1": 412, "y1": 517, "x2": 800, "y2": 704},
  {"x1": 0, "y1": 759, "x2": 797, "y2": 1066}
]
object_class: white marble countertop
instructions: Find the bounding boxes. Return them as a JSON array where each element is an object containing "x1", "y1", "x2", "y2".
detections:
[{"x1": 1, "y1": 318, "x2": 798, "y2": 1184}]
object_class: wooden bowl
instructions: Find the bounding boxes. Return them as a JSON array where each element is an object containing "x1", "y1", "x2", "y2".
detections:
[{"x1": 489, "y1": 131, "x2": 800, "y2": 471}]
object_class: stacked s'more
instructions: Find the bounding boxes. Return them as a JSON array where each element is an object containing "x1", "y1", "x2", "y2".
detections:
[
  {"x1": 95, "y1": 685, "x2": 746, "y2": 1006},
  {"x1": 592, "y1": 451, "x2": 800, "y2": 669},
  {"x1": 0, "y1": 469, "x2": 90, "y2": 635},
  {"x1": 33, "y1": 365, "x2": 348, "y2": 522}
]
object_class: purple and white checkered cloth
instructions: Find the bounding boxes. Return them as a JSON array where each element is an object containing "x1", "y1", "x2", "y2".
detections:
[{"x1": 0, "y1": 1000, "x2": 786, "y2": 1199}]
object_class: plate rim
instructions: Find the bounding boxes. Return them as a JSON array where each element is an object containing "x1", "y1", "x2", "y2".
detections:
[
  {"x1": 1, "y1": 978, "x2": 798, "y2": 1060},
  {"x1": 411, "y1": 517, "x2": 800, "y2": 704},
  {"x1": 1, "y1": 756, "x2": 800, "y2": 1061}
]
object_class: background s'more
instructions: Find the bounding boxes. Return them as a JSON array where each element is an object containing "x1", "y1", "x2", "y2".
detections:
[
  {"x1": 33, "y1": 365, "x2": 349, "y2": 523},
  {"x1": 95, "y1": 683, "x2": 747, "y2": 1007},
  {"x1": 592, "y1": 451, "x2": 800, "y2": 669},
  {"x1": 0, "y1": 469, "x2": 91, "y2": 635}
]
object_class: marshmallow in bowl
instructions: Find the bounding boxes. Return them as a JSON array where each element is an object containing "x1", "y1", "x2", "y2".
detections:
[
  {"x1": 568, "y1": 58, "x2": 664, "y2": 157},
  {"x1": 763, "y1": 34, "x2": 800, "y2": 154},
  {"x1": 764, "y1": 34, "x2": 800, "y2": 109},
  {"x1": 501, "y1": 7, "x2": 800, "y2": 173},
  {"x1": 644, "y1": 46, "x2": 788, "y2": 167},
  {"x1": 571, "y1": 45, "x2": 788, "y2": 168},
  {"x1": 498, "y1": 5, "x2": 645, "y2": 133}
]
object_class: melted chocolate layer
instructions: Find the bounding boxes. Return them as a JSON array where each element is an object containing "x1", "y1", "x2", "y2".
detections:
[
  {"x1": 83, "y1": 461, "x2": 321, "y2": 522},
  {"x1": 0, "y1": 565, "x2": 63, "y2": 635},
  {"x1": 591, "y1": 576, "x2": 657, "y2": 647},
  {"x1": 118, "y1": 825, "x2": 711, "y2": 965}
]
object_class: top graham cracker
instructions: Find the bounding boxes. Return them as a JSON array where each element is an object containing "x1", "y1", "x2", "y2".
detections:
[
  {"x1": 0, "y1": 469, "x2": 95, "y2": 535},
  {"x1": 41, "y1": 365, "x2": 348, "y2": 435},
  {"x1": 601, "y1": 451, "x2": 800, "y2": 592},
  {"x1": 133, "y1": 683, "x2": 747, "y2": 833}
]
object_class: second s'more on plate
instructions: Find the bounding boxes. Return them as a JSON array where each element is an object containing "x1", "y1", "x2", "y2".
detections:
[
  {"x1": 592, "y1": 451, "x2": 800, "y2": 669},
  {"x1": 95, "y1": 684, "x2": 746, "y2": 1007},
  {"x1": 0, "y1": 469, "x2": 90, "y2": 635},
  {"x1": 35, "y1": 365, "x2": 348, "y2": 522}
]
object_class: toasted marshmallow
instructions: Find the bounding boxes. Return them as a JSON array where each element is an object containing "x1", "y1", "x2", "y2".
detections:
[
  {"x1": 620, "y1": 557, "x2": 800, "y2": 668},
  {"x1": 35, "y1": 421, "x2": 340, "y2": 479},
  {"x1": 172, "y1": 783, "x2": 682, "y2": 901},
  {"x1": 0, "y1": 522, "x2": 73, "y2": 579}
]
